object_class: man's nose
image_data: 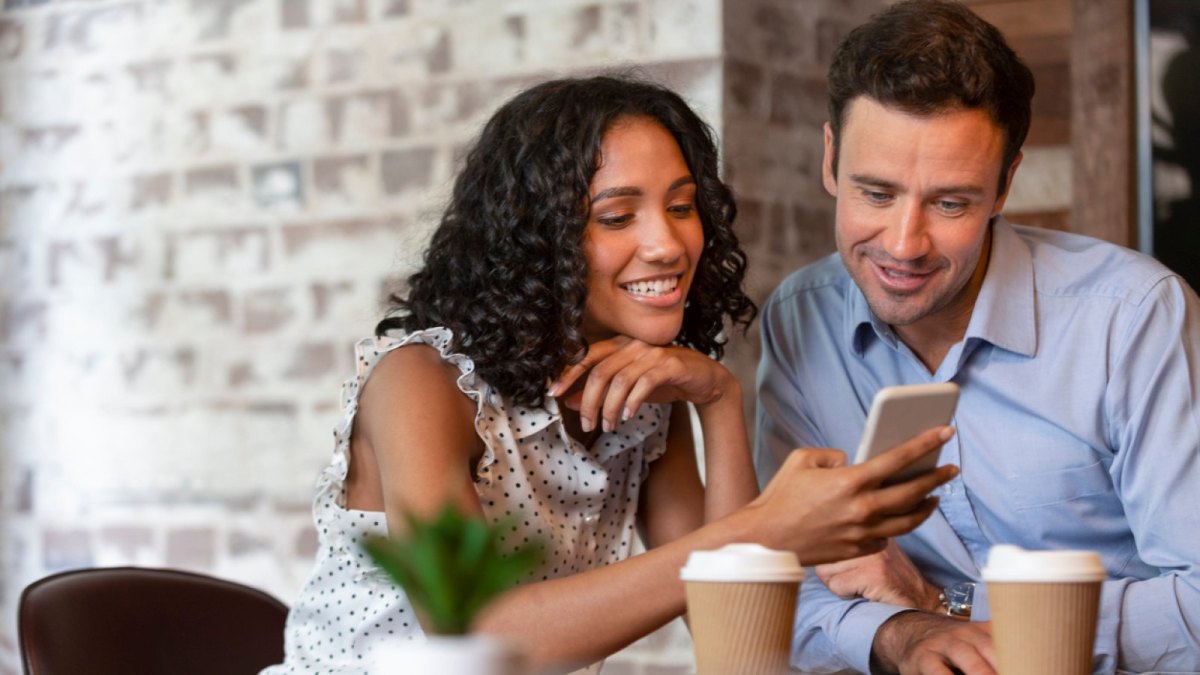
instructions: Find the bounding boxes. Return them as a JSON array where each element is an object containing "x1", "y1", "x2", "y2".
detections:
[{"x1": 882, "y1": 201, "x2": 932, "y2": 262}]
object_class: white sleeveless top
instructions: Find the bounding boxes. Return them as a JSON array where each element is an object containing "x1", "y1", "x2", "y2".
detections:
[{"x1": 262, "y1": 328, "x2": 671, "y2": 674}]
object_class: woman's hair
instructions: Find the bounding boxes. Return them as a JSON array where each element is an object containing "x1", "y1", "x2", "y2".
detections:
[
  {"x1": 827, "y1": 0, "x2": 1035, "y2": 193},
  {"x1": 377, "y1": 73, "x2": 755, "y2": 406}
]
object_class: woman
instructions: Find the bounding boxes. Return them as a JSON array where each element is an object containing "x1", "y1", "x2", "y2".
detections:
[{"x1": 263, "y1": 74, "x2": 956, "y2": 673}]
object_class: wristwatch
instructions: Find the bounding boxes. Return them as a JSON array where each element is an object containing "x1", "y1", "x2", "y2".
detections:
[{"x1": 938, "y1": 581, "x2": 976, "y2": 619}]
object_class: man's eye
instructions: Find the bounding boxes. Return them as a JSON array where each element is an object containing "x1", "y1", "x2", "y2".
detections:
[
  {"x1": 864, "y1": 190, "x2": 892, "y2": 204},
  {"x1": 937, "y1": 200, "x2": 967, "y2": 214}
]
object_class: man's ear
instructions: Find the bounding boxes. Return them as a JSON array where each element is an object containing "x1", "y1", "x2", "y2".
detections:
[
  {"x1": 992, "y1": 150, "x2": 1023, "y2": 215},
  {"x1": 822, "y1": 122, "x2": 838, "y2": 197}
]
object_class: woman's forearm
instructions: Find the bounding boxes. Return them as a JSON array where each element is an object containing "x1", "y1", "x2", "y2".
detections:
[{"x1": 694, "y1": 376, "x2": 760, "y2": 522}]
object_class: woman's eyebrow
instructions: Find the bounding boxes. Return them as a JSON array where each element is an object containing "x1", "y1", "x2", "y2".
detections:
[
  {"x1": 668, "y1": 176, "x2": 696, "y2": 191},
  {"x1": 591, "y1": 186, "x2": 642, "y2": 204},
  {"x1": 590, "y1": 175, "x2": 695, "y2": 204}
]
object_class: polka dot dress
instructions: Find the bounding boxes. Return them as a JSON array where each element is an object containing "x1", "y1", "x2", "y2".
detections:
[{"x1": 261, "y1": 328, "x2": 670, "y2": 674}]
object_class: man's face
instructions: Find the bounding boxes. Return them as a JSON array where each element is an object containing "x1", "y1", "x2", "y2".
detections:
[{"x1": 823, "y1": 97, "x2": 1020, "y2": 343}]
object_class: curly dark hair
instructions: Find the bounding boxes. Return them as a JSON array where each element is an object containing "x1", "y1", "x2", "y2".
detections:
[
  {"x1": 827, "y1": 0, "x2": 1035, "y2": 193},
  {"x1": 377, "y1": 74, "x2": 756, "y2": 407}
]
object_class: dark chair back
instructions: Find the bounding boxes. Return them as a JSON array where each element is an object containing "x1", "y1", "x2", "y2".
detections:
[{"x1": 18, "y1": 566, "x2": 288, "y2": 675}]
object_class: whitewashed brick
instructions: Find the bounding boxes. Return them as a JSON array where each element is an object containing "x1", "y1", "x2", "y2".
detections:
[
  {"x1": 0, "y1": 2, "x2": 833, "y2": 673},
  {"x1": 278, "y1": 96, "x2": 329, "y2": 151}
]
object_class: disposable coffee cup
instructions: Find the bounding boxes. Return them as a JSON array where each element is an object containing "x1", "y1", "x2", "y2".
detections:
[
  {"x1": 981, "y1": 545, "x2": 1107, "y2": 675},
  {"x1": 680, "y1": 543, "x2": 804, "y2": 675}
]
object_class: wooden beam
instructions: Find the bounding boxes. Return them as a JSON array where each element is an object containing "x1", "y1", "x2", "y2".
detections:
[{"x1": 1071, "y1": 0, "x2": 1137, "y2": 246}]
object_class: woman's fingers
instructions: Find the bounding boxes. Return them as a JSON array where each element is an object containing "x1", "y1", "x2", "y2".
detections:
[
  {"x1": 547, "y1": 336, "x2": 630, "y2": 398},
  {"x1": 866, "y1": 496, "x2": 941, "y2": 540},
  {"x1": 574, "y1": 344, "x2": 643, "y2": 431},
  {"x1": 872, "y1": 464, "x2": 958, "y2": 513},
  {"x1": 856, "y1": 426, "x2": 955, "y2": 484},
  {"x1": 555, "y1": 340, "x2": 724, "y2": 433},
  {"x1": 785, "y1": 448, "x2": 850, "y2": 470}
]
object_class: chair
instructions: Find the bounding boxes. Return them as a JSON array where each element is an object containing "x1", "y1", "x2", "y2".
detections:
[{"x1": 18, "y1": 566, "x2": 288, "y2": 675}]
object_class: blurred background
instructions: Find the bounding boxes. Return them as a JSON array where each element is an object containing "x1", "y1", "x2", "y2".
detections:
[{"x1": 0, "y1": 0, "x2": 1168, "y2": 672}]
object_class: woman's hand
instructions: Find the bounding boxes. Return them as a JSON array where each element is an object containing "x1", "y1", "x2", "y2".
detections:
[
  {"x1": 547, "y1": 336, "x2": 735, "y2": 433},
  {"x1": 744, "y1": 426, "x2": 958, "y2": 565}
]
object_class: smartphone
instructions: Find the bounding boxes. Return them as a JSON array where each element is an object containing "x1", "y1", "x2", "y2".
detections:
[{"x1": 854, "y1": 383, "x2": 960, "y2": 484}]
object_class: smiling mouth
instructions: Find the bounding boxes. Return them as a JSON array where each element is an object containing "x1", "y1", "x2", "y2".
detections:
[
  {"x1": 882, "y1": 268, "x2": 926, "y2": 278},
  {"x1": 621, "y1": 275, "x2": 680, "y2": 298}
]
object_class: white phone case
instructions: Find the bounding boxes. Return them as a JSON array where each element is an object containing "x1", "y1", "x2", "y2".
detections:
[{"x1": 854, "y1": 383, "x2": 960, "y2": 484}]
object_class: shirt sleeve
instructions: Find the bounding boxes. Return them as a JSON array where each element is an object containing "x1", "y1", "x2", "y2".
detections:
[
  {"x1": 754, "y1": 292, "x2": 825, "y2": 488},
  {"x1": 793, "y1": 573, "x2": 910, "y2": 673},
  {"x1": 1099, "y1": 275, "x2": 1200, "y2": 673}
]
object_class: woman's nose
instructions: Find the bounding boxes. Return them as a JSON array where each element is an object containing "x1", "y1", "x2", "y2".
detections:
[{"x1": 638, "y1": 214, "x2": 687, "y2": 263}]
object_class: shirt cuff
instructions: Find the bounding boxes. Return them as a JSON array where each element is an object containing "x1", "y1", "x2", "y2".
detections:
[{"x1": 834, "y1": 601, "x2": 912, "y2": 674}]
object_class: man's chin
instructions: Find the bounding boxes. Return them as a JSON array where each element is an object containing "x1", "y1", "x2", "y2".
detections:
[{"x1": 864, "y1": 294, "x2": 932, "y2": 328}]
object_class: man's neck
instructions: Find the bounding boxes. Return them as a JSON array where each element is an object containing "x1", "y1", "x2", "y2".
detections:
[{"x1": 895, "y1": 319, "x2": 970, "y2": 374}]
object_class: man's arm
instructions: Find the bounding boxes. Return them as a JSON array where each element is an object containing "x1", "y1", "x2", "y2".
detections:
[{"x1": 1099, "y1": 275, "x2": 1200, "y2": 673}]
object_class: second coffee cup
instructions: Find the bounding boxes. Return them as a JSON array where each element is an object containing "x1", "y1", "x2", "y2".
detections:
[{"x1": 982, "y1": 544, "x2": 1107, "y2": 675}]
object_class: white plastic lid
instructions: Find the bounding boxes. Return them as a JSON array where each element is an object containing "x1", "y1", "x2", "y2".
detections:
[
  {"x1": 679, "y1": 543, "x2": 805, "y2": 582},
  {"x1": 981, "y1": 544, "x2": 1107, "y2": 583}
]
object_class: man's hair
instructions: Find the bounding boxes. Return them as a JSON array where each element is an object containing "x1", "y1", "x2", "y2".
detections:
[
  {"x1": 827, "y1": 0, "x2": 1035, "y2": 193},
  {"x1": 377, "y1": 73, "x2": 756, "y2": 407}
]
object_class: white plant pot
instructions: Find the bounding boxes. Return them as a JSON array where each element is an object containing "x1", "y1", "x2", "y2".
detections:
[{"x1": 372, "y1": 633, "x2": 527, "y2": 674}]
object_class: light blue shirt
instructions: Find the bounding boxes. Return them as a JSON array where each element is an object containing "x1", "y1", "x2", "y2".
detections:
[{"x1": 755, "y1": 218, "x2": 1200, "y2": 674}]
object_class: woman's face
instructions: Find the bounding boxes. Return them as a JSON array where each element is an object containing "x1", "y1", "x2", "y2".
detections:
[{"x1": 580, "y1": 116, "x2": 704, "y2": 345}]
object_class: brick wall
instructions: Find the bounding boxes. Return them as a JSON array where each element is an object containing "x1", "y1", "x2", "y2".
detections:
[
  {"x1": 0, "y1": 1, "x2": 1077, "y2": 673},
  {"x1": 0, "y1": 1, "x2": 723, "y2": 672}
]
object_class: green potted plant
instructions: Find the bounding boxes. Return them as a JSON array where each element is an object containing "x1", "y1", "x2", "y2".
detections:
[{"x1": 363, "y1": 505, "x2": 543, "y2": 673}]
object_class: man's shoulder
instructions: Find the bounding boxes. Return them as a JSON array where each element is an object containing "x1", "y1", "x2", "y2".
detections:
[
  {"x1": 1011, "y1": 223, "x2": 1179, "y2": 303},
  {"x1": 767, "y1": 252, "x2": 850, "y2": 306}
]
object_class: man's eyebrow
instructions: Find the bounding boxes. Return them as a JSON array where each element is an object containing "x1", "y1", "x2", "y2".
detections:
[
  {"x1": 847, "y1": 173, "x2": 986, "y2": 196},
  {"x1": 848, "y1": 173, "x2": 902, "y2": 191}
]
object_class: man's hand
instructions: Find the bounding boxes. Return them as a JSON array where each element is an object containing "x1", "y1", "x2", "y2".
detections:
[
  {"x1": 815, "y1": 539, "x2": 942, "y2": 611},
  {"x1": 872, "y1": 612, "x2": 995, "y2": 675}
]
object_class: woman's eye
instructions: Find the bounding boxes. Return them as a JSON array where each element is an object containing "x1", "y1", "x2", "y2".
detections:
[
  {"x1": 667, "y1": 203, "x2": 695, "y2": 218},
  {"x1": 596, "y1": 213, "x2": 633, "y2": 227}
]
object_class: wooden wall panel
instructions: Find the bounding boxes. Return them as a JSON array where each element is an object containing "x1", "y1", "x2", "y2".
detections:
[{"x1": 1071, "y1": 0, "x2": 1137, "y2": 246}]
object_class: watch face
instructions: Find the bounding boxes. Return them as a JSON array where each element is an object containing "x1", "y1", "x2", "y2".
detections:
[{"x1": 944, "y1": 581, "x2": 976, "y2": 617}]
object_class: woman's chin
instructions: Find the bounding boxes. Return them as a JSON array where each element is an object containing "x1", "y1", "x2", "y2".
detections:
[{"x1": 623, "y1": 323, "x2": 684, "y2": 346}]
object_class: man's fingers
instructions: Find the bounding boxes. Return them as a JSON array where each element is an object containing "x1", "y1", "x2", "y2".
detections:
[
  {"x1": 912, "y1": 652, "x2": 959, "y2": 675},
  {"x1": 813, "y1": 559, "x2": 854, "y2": 580}
]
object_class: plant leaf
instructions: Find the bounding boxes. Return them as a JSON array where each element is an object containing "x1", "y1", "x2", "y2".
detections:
[{"x1": 362, "y1": 504, "x2": 545, "y2": 636}]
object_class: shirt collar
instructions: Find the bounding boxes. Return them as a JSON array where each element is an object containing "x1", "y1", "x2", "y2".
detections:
[
  {"x1": 964, "y1": 216, "x2": 1037, "y2": 357},
  {"x1": 844, "y1": 216, "x2": 1037, "y2": 358}
]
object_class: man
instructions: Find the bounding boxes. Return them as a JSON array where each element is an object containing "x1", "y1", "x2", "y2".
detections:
[{"x1": 754, "y1": 1, "x2": 1200, "y2": 674}]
